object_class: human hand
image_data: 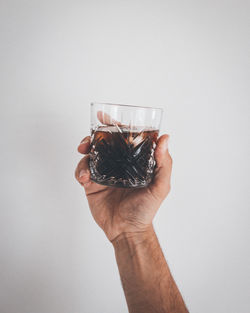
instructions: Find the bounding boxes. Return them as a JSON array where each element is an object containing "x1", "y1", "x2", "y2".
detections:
[{"x1": 75, "y1": 134, "x2": 172, "y2": 242}]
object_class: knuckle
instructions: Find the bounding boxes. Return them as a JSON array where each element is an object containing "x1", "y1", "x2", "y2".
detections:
[
  {"x1": 162, "y1": 184, "x2": 171, "y2": 199},
  {"x1": 162, "y1": 179, "x2": 171, "y2": 195},
  {"x1": 75, "y1": 156, "x2": 90, "y2": 181},
  {"x1": 166, "y1": 154, "x2": 173, "y2": 167}
]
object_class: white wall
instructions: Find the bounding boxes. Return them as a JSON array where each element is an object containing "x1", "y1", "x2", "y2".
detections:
[{"x1": 0, "y1": 0, "x2": 249, "y2": 312}]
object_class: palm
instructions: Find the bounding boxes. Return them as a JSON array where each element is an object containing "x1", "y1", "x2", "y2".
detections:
[{"x1": 86, "y1": 182, "x2": 160, "y2": 241}]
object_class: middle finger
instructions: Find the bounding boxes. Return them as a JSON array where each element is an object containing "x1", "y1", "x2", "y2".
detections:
[{"x1": 78, "y1": 136, "x2": 91, "y2": 154}]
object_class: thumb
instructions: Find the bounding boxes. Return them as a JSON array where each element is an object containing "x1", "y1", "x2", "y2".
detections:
[{"x1": 149, "y1": 134, "x2": 172, "y2": 200}]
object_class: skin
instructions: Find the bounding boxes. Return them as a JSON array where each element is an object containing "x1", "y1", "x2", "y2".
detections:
[{"x1": 75, "y1": 134, "x2": 189, "y2": 313}]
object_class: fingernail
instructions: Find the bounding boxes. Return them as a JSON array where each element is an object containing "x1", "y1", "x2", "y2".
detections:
[
  {"x1": 80, "y1": 138, "x2": 89, "y2": 145},
  {"x1": 79, "y1": 169, "x2": 87, "y2": 178}
]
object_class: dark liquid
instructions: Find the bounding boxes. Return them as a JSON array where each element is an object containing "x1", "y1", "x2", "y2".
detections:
[{"x1": 89, "y1": 126, "x2": 158, "y2": 188}]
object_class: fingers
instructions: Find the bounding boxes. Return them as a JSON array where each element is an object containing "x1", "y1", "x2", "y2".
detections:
[
  {"x1": 149, "y1": 134, "x2": 172, "y2": 200},
  {"x1": 75, "y1": 154, "x2": 109, "y2": 195},
  {"x1": 97, "y1": 111, "x2": 122, "y2": 126},
  {"x1": 75, "y1": 155, "x2": 91, "y2": 187},
  {"x1": 78, "y1": 136, "x2": 91, "y2": 154}
]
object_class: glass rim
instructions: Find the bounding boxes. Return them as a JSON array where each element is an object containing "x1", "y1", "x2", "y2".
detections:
[{"x1": 90, "y1": 102, "x2": 163, "y2": 111}]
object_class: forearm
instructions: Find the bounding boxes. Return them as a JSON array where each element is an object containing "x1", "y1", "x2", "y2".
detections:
[{"x1": 112, "y1": 225, "x2": 189, "y2": 313}]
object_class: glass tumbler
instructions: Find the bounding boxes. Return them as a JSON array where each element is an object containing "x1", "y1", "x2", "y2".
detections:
[{"x1": 89, "y1": 102, "x2": 163, "y2": 188}]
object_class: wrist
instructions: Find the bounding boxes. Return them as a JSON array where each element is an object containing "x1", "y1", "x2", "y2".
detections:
[{"x1": 111, "y1": 224, "x2": 155, "y2": 249}]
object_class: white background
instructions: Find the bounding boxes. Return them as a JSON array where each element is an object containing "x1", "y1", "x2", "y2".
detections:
[{"x1": 0, "y1": 0, "x2": 249, "y2": 312}]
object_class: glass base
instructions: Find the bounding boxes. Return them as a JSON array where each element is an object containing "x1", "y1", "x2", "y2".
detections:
[{"x1": 90, "y1": 175, "x2": 152, "y2": 189}]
